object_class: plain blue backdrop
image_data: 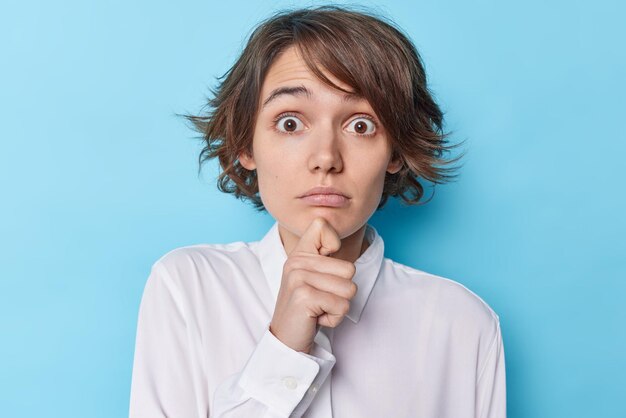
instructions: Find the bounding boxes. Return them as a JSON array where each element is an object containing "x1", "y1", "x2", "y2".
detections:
[{"x1": 1, "y1": 0, "x2": 624, "y2": 417}]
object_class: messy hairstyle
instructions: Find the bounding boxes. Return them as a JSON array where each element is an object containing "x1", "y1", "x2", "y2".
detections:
[{"x1": 185, "y1": 4, "x2": 464, "y2": 212}]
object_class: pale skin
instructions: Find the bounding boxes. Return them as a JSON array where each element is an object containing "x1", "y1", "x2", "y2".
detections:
[{"x1": 239, "y1": 46, "x2": 402, "y2": 354}]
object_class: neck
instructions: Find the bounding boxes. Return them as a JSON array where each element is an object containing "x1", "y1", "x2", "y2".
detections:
[{"x1": 279, "y1": 223, "x2": 370, "y2": 263}]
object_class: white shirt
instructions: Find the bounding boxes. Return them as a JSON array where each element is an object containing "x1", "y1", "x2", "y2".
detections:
[{"x1": 129, "y1": 221, "x2": 506, "y2": 418}]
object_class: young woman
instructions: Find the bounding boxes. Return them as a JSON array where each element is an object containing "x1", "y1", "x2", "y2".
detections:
[{"x1": 129, "y1": 5, "x2": 506, "y2": 418}]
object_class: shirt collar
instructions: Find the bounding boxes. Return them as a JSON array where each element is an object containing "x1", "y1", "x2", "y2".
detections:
[{"x1": 254, "y1": 221, "x2": 385, "y2": 324}]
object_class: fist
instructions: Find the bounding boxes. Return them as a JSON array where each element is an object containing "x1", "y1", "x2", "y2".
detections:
[{"x1": 269, "y1": 217, "x2": 358, "y2": 354}]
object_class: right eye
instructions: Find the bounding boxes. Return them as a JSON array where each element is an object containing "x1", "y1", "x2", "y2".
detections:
[{"x1": 273, "y1": 113, "x2": 306, "y2": 135}]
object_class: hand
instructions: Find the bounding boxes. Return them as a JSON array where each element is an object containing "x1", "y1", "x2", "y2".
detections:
[{"x1": 269, "y1": 217, "x2": 358, "y2": 354}]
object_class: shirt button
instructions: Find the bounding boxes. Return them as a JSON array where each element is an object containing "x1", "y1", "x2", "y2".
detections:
[
  {"x1": 309, "y1": 385, "x2": 319, "y2": 393},
  {"x1": 282, "y1": 376, "x2": 298, "y2": 390}
]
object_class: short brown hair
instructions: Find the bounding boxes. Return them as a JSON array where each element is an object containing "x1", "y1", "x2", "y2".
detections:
[{"x1": 185, "y1": 4, "x2": 464, "y2": 212}]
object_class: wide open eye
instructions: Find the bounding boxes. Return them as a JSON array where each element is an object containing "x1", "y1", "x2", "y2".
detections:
[
  {"x1": 346, "y1": 116, "x2": 377, "y2": 136},
  {"x1": 273, "y1": 113, "x2": 306, "y2": 134}
]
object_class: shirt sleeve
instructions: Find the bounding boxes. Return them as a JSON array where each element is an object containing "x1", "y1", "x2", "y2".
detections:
[
  {"x1": 129, "y1": 261, "x2": 335, "y2": 418},
  {"x1": 475, "y1": 319, "x2": 507, "y2": 418},
  {"x1": 214, "y1": 328, "x2": 335, "y2": 417}
]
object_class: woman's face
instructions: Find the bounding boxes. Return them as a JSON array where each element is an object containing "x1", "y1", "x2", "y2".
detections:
[{"x1": 240, "y1": 46, "x2": 401, "y2": 240}]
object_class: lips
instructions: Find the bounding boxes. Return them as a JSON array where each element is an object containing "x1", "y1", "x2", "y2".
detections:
[
  {"x1": 299, "y1": 186, "x2": 350, "y2": 198},
  {"x1": 298, "y1": 186, "x2": 350, "y2": 208}
]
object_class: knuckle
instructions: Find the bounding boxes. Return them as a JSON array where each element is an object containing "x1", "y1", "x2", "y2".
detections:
[
  {"x1": 288, "y1": 255, "x2": 306, "y2": 269},
  {"x1": 348, "y1": 263, "x2": 356, "y2": 276},
  {"x1": 289, "y1": 256, "x2": 303, "y2": 270},
  {"x1": 285, "y1": 256, "x2": 303, "y2": 270},
  {"x1": 349, "y1": 282, "x2": 358, "y2": 298},
  {"x1": 286, "y1": 270, "x2": 305, "y2": 291},
  {"x1": 283, "y1": 259, "x2": 295, "y2": 275},
  {"x1": 341, "y1": 300, "x2": 350, "y2": 315},
  {"x1": 292, "y1": 285, "x2": 313, "y2": 302},
  {"x1": 330, "y1": 317, "x2": 343, "y2": 328},
  {"x1": 342, "y1": 261, "x2": 356, "y2": 277}
]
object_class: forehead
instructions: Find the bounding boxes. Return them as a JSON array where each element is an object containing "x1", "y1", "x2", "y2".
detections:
[{"x1": 260, "y1": 46, "x2": 360, "y2": 104}]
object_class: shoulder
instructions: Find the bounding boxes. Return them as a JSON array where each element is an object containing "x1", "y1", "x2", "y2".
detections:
[
  {"x1": 138, "y1": 239, "x2": 271, "y2": 324},
  {"x1": 382, "y1": 258, "x2": 500, "y2": 334},
  {"x1": 147, "y1": 240, "x2": 259, "y2": 289},
  {"x1": 155, "y1": 240, "x2": 252, "y2": 268}
]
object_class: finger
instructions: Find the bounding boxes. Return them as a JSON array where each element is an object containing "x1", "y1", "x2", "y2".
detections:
[
  {"x1": 292, "y1": 217, "x2": 341, "y2": 256},
  {"x1": 301, "y1": 286, "x2": 350, "y2": 328},
  {"x1": 286, "y1": 254, "x2": 356, "y2": 279},
  {"x1": 317, "y1": 311, "x2": 347, "y2": 328},
  {"x1": 297, "y1": 270, "x2": 358, "y2": 300}
]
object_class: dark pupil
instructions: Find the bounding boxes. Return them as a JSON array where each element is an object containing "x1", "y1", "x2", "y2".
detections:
[
  {"x1": 355, "y1": 121, "x2": 366, "y2": 134},
  {"x1": 284, "y1": 119, "x2": 297, "y2": 132}
]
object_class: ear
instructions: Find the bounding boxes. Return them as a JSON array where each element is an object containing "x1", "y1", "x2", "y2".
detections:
[
  {"x1": 238, "y1": 150, "x2": 256, "y2": 171},
  {"x1": 386, "y1": 155, "x2": 403, "y2": 174}
]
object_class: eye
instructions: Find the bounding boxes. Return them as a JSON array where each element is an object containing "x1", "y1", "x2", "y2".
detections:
[
  {"x1": 346, "y1": 116, "x2": 377, "y2": 136},
  {"x1": 273, "y1": 113, "x2": 306, "y2": 135}
]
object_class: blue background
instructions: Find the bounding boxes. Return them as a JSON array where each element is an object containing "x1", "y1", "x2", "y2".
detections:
[{"x1": 1, "y1": 0, "x2": 624, "y2": 417}]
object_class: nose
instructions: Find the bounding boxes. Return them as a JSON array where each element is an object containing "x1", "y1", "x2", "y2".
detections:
[{"x1": 307, "y1": 122, "x2": 344, "y2": 174}]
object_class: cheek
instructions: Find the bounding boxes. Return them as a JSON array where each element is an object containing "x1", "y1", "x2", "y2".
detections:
[
  {"x1": 352, "y1": 157, "x2": 389, "y2": 188},
  {"x1": 368, "y1": 171, "x2": 388, "y2": 201},
  {"x1": 255, "y1": 159, "x2": 295, "y2": 202},
  {"x1": 354, "y1": 167, "x2": 389, "y2": 210}
]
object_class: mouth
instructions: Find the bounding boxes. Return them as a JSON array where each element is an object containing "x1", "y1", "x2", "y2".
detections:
[
  {"x1": 298, "y1": 186, "x2": 350, "y2": 199},
  {"x1": 299, "y1": 194, "x2": 349, "y2": 207}
]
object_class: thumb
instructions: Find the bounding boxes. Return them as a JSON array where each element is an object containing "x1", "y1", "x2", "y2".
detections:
[{"x1": 292, "y1": 217, "x2": 341, "y2": 256}]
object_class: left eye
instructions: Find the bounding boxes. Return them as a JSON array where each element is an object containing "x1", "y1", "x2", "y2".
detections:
[{"x1": 347, "y1": 118, "x2": 376, "y2": 135}]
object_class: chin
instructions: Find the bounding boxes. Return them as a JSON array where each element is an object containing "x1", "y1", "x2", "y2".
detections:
[
  {"x1": 302, "y1": 211, "x2": 368, "y2": 240},
  {"x1": 268, "y1": 199, "x2": 371, "y2": 238}
]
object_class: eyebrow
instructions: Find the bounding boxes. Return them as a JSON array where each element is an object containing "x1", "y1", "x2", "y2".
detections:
[{"x1": 261, "y1": 85, "x2": 363, "y2": 109}]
